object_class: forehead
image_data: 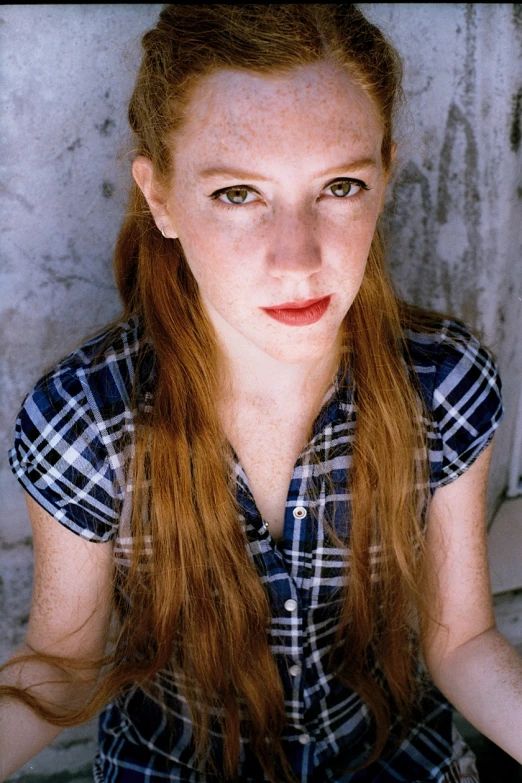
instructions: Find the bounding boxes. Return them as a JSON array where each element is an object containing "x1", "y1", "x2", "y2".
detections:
[{"x1": 172, "y1": 62, "x2": 384, "y2": 172}]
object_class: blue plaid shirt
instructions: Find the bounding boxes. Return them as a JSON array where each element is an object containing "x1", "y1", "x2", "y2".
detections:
[{"x1": 9, "y1": 316, "x2": 503, "y2": 783}]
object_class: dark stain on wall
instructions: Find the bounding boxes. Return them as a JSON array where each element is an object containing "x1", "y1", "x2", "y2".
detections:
[
  {"x1": 385, "y1": 160, "x2": 436, "y2": 306},
  {"x1": 391, "y1": 160, "x2": 433, "y2": 224},
  {"x1": 437, "y1": 102, "x2": 480, "y2": 226},
  {"x1": 463, "y1": 4, "x2": 477, "y2": 105},
  {"x1": 0, "y1": 537, "x2": 32, "y2": 551},
  {"x1": 97, "y1": 117, "x2": 115, "y2": 136},
  {"x1": 436, "y1": 101, "x2": 482, "y2": 325},
  {"x1": 40, "y1": 239, "x2": 101, "y2": 291},
  {"x1": 513, "y1": 4, "x2": 522, "y2": 33},
  {"x1": 511, "y1": 88, "x2": 522, "y2": 152},
  {"x1": 388, "y1": 160, "x2": 433, "y2": 258},
  {"x1": 66, "y1": 137, "x2": 82, "y2": 152},
  {"x1": 102, "y1": 181, "x2": 115, "y2": 198}
]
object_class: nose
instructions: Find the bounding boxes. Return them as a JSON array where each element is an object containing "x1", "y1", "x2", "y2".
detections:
[{"x1": 266, "y1": 205, "x2": 321, "y2": 279}]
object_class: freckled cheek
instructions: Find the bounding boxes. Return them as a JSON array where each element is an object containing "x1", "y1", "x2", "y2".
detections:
[
  {"x1": 322, "y1": 213, "x2": 378, "y2": 270},
  {"x1": 177, "y1": 224, "x2": 253, "y2": 298}
]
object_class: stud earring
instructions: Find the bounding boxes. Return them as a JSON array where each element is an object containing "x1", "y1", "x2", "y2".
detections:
[{"x1": 160, "y1": 225, "x2": 167, "y2": 239}]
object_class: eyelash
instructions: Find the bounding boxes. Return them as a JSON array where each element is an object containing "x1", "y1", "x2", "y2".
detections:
[{"x1": 209, "y1": 178, "x2": 371, "y2": 207}]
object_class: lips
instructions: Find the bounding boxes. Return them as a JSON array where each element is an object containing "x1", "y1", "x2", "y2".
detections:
[
  {"x1": 260, "y1": 295, "x2": 331, "y2": 326},
  {"x1": 267, "y1": 297, "x2": 328, "y2": 309}
]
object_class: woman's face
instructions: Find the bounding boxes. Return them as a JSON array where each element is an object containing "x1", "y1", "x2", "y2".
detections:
[{"x1": 140, "y1": 62, "x2": 389, "y2": 365}]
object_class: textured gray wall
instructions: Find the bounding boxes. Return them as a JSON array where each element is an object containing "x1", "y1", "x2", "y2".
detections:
[
  {"x1": 364, "y1": 3, "x2": 522, "y2": 508},
  {"x1": 1, "y1": 5, "x2": 521, "y2": 780}
]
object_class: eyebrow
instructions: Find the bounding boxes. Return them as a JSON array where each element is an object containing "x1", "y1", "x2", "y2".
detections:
[
  {"x1": 199, "y1": 166, "x2": 271, "y2": 181},
  {"x1": 318, "y1": 158, "x2": 378, "y2": 177},
  {"x1": 198, "y1": 158, "x2": 378, "y2": 181}
]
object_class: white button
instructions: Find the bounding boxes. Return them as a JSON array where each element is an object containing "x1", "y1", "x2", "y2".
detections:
[
  {"x1": 289, "y1": 664, "x2": 301, "y2": 677},
  {"x1": 293, "y1": 506, "x2": 307, "y2": 519},
  {"x1": 284, "y1": 598, "x2": 298, "y2": 612},
  {"x1": 298, "y1": 733, "x2": 311, "y2": 745}
]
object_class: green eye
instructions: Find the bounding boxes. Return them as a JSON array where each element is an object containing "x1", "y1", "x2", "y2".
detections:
[
  {"x1": 329, "y1": 180, "x2": 358, "y2": 197},
  {"x1": 223, "y1": 187, "x2": 250, "y2": 204},
  {"x1": 210, "y1": 185, "x2": 258, "y2": 206}
]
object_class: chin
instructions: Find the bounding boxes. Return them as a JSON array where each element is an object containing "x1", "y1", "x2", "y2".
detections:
[{"x1": 259, "y1": 335, "x2": 340, "y2": 365}]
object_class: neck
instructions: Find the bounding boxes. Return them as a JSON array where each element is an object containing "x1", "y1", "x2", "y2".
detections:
[{"x1": 212, "y1": 317, "x2": 341, "y2": 411}]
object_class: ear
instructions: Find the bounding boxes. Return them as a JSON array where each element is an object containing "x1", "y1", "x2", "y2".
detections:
[{"x1": 132, "y1": 156, "x2": 178, "y2": 239}]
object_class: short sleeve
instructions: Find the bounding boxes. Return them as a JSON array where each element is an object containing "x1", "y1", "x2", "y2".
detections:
[
  {"x1": 9, "y1": 365, "x2": 121, "y2": 542},
  {"x1": 431, "y1": 322, "x2": 504, "y2": 487}
]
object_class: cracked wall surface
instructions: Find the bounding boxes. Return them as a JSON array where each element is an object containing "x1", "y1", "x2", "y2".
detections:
[{"x1": 1, "y1": 4, "x2": 521, "y2": 780}]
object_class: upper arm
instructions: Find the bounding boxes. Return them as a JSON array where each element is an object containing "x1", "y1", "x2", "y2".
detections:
[
  {"x1": 25, "y1": 494, "x2": 114, "y2": 662},
  {"x1": 421, "y1": 442, "x2": 496, "y2": 674}
]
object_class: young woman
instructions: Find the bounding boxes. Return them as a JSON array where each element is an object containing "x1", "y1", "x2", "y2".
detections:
[{"x1": 1, "y1": 5, "x2": 520, "y2": 782}]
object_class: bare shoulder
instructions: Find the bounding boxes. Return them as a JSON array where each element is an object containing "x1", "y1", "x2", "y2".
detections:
[{"x1": 25, "y1": 494, "x2": 113, "y2": 659}]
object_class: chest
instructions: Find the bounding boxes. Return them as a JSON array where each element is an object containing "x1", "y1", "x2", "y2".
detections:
[{"x1": 225, "y1": 407, "x2": 314, "y2": 540}]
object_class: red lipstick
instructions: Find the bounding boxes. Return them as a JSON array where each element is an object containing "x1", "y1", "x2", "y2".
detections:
[{"x1": 261, "y1": 296, "x2": 331, "y2": 326}]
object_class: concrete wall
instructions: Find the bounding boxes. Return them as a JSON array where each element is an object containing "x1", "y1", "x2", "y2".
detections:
[
  {"x1": 0, "y1": 5, "x2": 520, "y2": 780},
  {"x1": 363, "y1": 3, "x2": 522, "y2": 512}
]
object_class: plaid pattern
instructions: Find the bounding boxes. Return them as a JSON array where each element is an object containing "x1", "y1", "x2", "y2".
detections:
[{"x1": 9, "y1": 316, "x2": 503, "y2": 783}]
